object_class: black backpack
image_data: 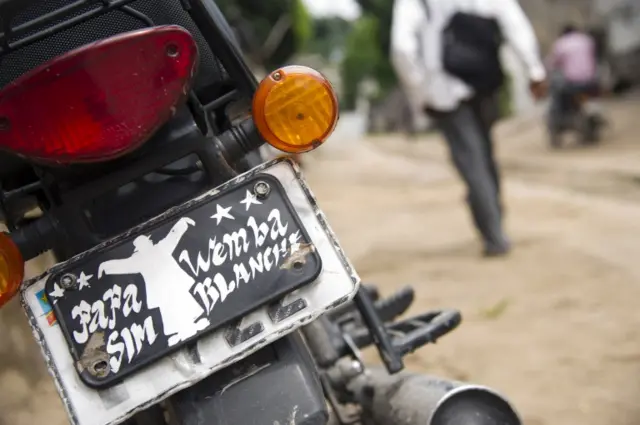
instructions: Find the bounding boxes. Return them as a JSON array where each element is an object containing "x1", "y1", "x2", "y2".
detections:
[{"x1": 419, "y1": 0, "x2": 505, "y2": 95}]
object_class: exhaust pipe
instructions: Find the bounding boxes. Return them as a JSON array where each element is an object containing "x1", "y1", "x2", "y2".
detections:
[{"x1": 348, "y1": 369, "x2": 521, "y2": 425}]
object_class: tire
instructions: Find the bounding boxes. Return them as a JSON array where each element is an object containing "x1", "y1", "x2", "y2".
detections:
[
  {"x1": 546, "y1": 108, "x2": 563, "y2": 149},
  {"x1": 548, "y1": 130, "x2": 562, "y2": 149},
  {"x1": 580, "y1": 115, "x2": 601, "y2": 145}
]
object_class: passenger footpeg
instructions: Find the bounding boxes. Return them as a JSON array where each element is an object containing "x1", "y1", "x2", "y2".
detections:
[
  {"x1": 348, "y1": 310, "x2": 462, "y2": 356},
  {"x1": 329, "y1": 285, "x2": 414, "y2": 327},
  {"x1": 315, "y1": 286, "x2": 463, "y2": 424},
  {"x1": 335, "y1": 286, "x2": 462, "y2": 374}
]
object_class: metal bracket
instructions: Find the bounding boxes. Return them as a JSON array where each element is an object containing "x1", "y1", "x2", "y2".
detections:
[
  {"x1": 321, "y1": 374, "x2": 361, "y2": 425},
  {"x1": 331, "y1": 286, "x2": 462, "y2": 375}
]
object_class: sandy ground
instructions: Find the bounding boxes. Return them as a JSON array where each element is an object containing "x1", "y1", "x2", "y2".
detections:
[{"x1": 2, "y1": 94, "x2": 640, "y2": 425}]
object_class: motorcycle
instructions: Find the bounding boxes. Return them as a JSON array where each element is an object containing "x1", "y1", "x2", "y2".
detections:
[
  {"x1": 547, "y1": 73, "x2": 606, "y2": 149},
  {"x1": 0, "y1": 1, "x2": 522, "y2": 424}
]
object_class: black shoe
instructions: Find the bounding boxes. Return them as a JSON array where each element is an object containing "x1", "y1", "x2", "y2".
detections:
[{"x1": 483, "y1": 239, "x2": 511, "y2": 258}]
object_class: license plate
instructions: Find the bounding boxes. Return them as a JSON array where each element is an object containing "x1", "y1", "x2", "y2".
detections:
[
  {"x1": 47, "y1": 173, "x2": 323, "y2": 388},
  {"x1": 21, "y1": 158, "x2": 360, "y2": 425}
]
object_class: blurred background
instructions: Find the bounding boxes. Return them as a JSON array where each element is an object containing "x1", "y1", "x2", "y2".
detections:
[{"x1": 2, "y1": 0, "x2": 640, "y2": 425}]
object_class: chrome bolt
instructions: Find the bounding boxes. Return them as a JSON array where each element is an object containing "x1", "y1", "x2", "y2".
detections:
[
  {"x1": 272, "y1": 71, "x2": 282, "y2": 81},
  {"x1": 254, "y1": 181, "x2": 271, "y2": 199},
  {"x1": 60, "y1": 273, "x2": 77, "y2": 290},
  {"x1": 166, "y1": 43, "x2": 180, "y2": 57}
]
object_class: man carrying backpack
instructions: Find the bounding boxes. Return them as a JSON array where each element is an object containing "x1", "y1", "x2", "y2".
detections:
[{"x1": 390, "y1": 0, "x2": 547, "y2": 257}]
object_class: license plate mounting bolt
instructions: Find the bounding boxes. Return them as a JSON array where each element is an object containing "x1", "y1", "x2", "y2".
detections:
[
  {"x1": 89, "y1": 359, "x2": 110, "y2": 378},
  {"x1": 60, "y1": 273, "x2": 77, "y2": 290},
  {"x1": 254, "y1": 181, "x2": 271, "y2": 199}
]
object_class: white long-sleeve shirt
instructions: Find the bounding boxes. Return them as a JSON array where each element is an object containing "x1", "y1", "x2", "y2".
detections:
[{"x1": 390, "y1": 0, "x2": 546, "y2": 112}]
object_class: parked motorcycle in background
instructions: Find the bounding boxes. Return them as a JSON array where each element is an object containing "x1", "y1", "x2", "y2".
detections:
[
  {"x1": 0, "y1": 1, "x2": 522, "y2": 424},
  {"x1": 547, "y1": 71, "x2": 607, "y2": 148}
]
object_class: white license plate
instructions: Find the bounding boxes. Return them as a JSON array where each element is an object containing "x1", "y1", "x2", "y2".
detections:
[{"x1": 20, "y1": 158, "x2": 360, "y2": 425}]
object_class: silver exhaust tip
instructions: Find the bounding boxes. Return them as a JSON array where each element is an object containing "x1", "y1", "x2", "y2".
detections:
[
  {"x1": 429, "y1": 384, "x2": 521, "y2": 425},
  {"x1": 349, "y1": 369, "x2": 522, "y2": 425}
]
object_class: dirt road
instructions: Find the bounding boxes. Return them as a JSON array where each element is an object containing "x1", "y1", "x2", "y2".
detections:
[
  {"x1": 304, "y1": 93, "x2": 640, "y2": 425},
  {"x1": 2, "y1": 94, "x2": 640, "y2": 425}
]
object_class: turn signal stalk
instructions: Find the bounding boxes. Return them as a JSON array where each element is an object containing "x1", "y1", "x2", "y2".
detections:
[{"x1": 0, "y1": 233, "x2": 25, "y2": 308}]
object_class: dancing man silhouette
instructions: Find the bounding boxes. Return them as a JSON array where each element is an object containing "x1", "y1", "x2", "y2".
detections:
[{"x1": 98, "y1": 217, "x2": 210, "y2": 347}]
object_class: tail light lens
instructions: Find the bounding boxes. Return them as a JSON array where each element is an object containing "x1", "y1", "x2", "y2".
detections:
[{"x1": 0, "y1": 25, "x2": 198, "y2": 164}]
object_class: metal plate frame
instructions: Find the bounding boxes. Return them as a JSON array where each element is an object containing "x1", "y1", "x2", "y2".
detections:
[
  {"x1": 20, "y1": 158, "x2": 360, "y2": 425},
  {"x1": 45, "y1": 173, "x2": 323, "y2": 388}
]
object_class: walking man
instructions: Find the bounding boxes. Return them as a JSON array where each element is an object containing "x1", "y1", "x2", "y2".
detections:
[{"x1": 390, "y1": 0, "x2": 547, "y2": 257}]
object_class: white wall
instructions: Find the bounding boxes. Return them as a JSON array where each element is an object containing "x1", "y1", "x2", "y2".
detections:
[
  {"x1": 609, "y1": 11, "x2": 640, "y2": 55},
  {"x1": 593, "y1": 0, "x2": 640, "y2": 54}
]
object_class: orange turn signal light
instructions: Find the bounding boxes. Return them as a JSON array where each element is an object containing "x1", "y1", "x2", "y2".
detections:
[
  {"x1": 0, "y1": 233, "x2": 25, "y2": 308},
  {"x1": 252, "y1": 65, "x2": 339, "y2": 154}
]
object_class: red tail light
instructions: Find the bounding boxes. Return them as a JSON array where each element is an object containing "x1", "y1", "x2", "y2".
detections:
[{"x1": 0, "y1": 25, "x2": 198, "y2": 164}]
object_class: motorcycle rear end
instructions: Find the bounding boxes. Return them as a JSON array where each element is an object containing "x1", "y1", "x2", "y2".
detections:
[
  {"x1": 0, "y1": 1, "x2": 522, "y2": 424},
  {"x1": 547, "y1": 78, "x2": 606, "y2": 149}
]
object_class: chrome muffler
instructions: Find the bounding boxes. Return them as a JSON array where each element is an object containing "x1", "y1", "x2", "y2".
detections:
[{"x1": 349, "y1": 368, "x2": 521, "y2": 425}]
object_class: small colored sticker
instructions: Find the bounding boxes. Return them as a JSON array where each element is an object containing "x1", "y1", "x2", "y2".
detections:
[
  {"x1": 36, "y1": 289, "x2": 57, "y2": 326},
  {"x1": 36, "y1": 289, "x2": 51, "y2": 315},
  {"x1": 45, "y1": 311, "x2": 57, "y2": 326}
]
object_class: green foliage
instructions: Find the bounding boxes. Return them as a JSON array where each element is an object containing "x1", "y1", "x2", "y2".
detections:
[
  {"x1": 339, "y1": 0, "x2": 398, "y2": 110},
  {"x1": 353, "y1": 0, "x2": 394, "y2": 56},
  {"x1": 340, "y1": 15, "x2": 382, "y2": 109},
  {"x1": 307, "y1": 17, "x2": 351, "y2": 60},
  {"x1": 292, "y1": 0, "x2": 313, "y2": 51},
  {"x1": 215, "y1": 0, "x2": 312, "y2": 69}
]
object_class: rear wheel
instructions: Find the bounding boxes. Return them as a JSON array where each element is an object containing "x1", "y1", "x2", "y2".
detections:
[
  {"x1": 581, "y1": 115, "x2": 602, "y2": 145},
  {"x1": 546, "y1": 106, "x2": 563, "y2": 150},
  {"x1": 548, "y1": 129, "x2": 562, "y2": 149}
]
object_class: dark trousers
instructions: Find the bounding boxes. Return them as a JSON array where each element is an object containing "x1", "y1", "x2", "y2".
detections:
[{"x1": 426, "y1": 95, "x2": 507, "y2": 249}]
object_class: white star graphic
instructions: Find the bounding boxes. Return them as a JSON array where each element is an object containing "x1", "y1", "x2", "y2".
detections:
[
  {"x1": 211, "y1": 204, "x2": 235, "y2": 225},
  {"x1": 49, "y1": 283, "x2": 65, "y2": 301},
  {"x1": 239, "y1": 190, "x2": 262, "y2": 211},
  {"x1": 77, "y1": 272, "x2": 93, "y2": 290}
]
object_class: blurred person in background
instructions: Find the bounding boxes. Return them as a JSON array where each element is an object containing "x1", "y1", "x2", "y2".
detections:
[
  {"x1": 390, "y1": 0, "x2": 546, "y2": 257},
  {"x1": 546, "y1": 24, "x2": 602, "y2": 137}
]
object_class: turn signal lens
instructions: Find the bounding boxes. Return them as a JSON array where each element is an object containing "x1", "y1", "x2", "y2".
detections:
[
  {"x1": 0, "y1": 233, "x2": 25, "y2": 308},
  {"x1": 252, "y1": 65, "x2": 339, "y2": 153}
]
